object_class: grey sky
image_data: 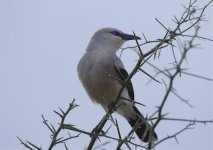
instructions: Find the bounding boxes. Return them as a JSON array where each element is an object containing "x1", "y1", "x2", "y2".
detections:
[{"x1": 0, "y1": 0, "x2": 212, "y2": 150}]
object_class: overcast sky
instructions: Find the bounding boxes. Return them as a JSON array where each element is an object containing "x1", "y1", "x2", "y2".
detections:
[{"x1": 0, "y1": 0, "x2": 212, "y2": 150}]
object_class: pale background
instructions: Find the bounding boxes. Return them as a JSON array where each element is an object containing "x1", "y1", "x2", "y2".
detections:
[{"x1": 0, "y1": 0, "x2": 212, "y2": 150}]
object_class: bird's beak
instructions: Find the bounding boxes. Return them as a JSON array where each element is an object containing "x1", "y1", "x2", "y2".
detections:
[{"x1": 120, "y1": 33, "x2": 141, "y2": 41}]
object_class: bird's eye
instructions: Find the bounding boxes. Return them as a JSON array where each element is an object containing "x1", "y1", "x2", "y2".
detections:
[{"x1": 111, "y1": 31, "x2": 120, "y2": 36}]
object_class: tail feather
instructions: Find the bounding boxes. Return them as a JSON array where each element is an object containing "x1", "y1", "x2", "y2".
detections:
[{"x1": 128, "y1": 106, "x2": 158, "y2": 142}]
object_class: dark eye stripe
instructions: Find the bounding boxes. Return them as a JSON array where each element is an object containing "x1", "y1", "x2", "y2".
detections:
[{"x1": 111, "y1": 31, "x2": 121, "y2": 36}]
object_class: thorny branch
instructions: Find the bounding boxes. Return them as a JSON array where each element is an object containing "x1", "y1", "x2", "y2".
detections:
[
  {"x1": 18, "y1": 99, "x2": 80, "y2": 150},
  {"x1": 147, "y1": 24, "x2": 205, "y2": 150},
  {"x1": 87, "y1": 1, "x2": 213, "y2": 149},
  {"x1": 19, "y1": 0, "x2": 213, "y2": 149}
]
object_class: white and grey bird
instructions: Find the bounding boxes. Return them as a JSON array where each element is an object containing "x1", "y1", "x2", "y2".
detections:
[{"x1": 77, "y1": 28, "x2": 157, "y2": 142}]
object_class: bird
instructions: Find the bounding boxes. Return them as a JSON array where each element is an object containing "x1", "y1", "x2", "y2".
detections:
[{"x1": 77, "y1": 27, "x2": 157, "y2": 142}]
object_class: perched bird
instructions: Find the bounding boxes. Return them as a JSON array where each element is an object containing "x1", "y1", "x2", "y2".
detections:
[{"x1": 77, "y1": 28, "x2": 157, "y2": 142}]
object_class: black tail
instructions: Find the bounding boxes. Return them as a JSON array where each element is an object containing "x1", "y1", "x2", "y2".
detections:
[{"x1": 127, "y1": 106, "x2": 158, "y2": 142}]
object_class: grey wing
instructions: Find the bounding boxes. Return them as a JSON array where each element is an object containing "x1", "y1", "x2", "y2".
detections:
[{"x1": 114, "y1": 59, "x2": 134, "y2": 100}]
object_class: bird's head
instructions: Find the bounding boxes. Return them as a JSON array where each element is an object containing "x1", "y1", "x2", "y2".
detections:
[{"x1": 88, "y1": 28, "x2": 141, "y2": 52}]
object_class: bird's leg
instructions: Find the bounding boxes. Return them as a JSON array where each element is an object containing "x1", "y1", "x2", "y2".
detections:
[
  {"x1": 108, "y1": 100, "x2": 122, "y2": 113},
  {"x1": 90, "y1": 100, "x2": 121, "y2": 137}
]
